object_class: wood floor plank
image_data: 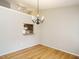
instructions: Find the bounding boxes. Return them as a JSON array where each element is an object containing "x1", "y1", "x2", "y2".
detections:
[{"x1": 0, "y1": 44, "x2": 79, "y2": 59}]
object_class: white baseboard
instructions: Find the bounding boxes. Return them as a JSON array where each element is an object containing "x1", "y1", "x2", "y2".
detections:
[
  {"x1": 41, "y1": 44, "x2": 79, "y2": 57},
  {"x1": 0, "y1": 43, "x2": 39, "y2": 56}
]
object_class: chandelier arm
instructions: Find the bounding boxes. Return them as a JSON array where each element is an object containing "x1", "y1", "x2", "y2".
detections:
[
  {"x1": 37, "y1": 0, "x2": 39, "y2": 15},
  {"x1": 32, "y1": 20, "x2": 35, "y2": 23},
  {"x1": 41, "y1": 17, "x2": 45, "y2": 23},
  {"x1": 32, "y1": 0, "x2": 45, "y2": 25}
]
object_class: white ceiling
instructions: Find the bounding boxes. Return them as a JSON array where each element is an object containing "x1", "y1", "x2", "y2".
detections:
[{"x1": 7, "y1": 0, "x2": 79, "y2": 10}]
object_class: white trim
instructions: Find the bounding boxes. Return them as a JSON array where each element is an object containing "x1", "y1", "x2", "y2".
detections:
[
  {"x1": 0, "y1": 6, "x2": 31, "y2": 17},
  {"x1": 0, "y1": 44, "x2": 38, "y2": 56},
  {"x1": 41, "y1": 44, "x2": 79, "y2": 56},
  {"x1": 0, "y1": 44, "x2": 79, "y2": 56}
]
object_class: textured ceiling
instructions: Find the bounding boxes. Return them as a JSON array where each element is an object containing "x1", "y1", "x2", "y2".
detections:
[{"x1": 7, "y1": 0, "x2": 79, "y2": 9}]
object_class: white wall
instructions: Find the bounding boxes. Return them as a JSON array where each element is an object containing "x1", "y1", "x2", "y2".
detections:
[
  {"x1": 0, "y1": 5, "x2": 79, "y2": 56},
  {"x1": 40, "y1": 6, "x2": 79, "y2": 55},
  {"x1": 0, "y1": 6, "x2": 40, "y2": 56}
]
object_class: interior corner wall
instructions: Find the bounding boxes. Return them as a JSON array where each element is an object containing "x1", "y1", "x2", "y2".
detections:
[
  {"x1": 40, "y1": 5, "x2": 79, "y2": 55},
  {"x1": 0, "y1": 6, "x2": 40, "y2": 56}
]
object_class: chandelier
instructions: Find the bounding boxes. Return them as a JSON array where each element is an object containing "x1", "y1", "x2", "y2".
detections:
[{"x1": 32, "y1": 0, "x2": 45, "y2": 25}]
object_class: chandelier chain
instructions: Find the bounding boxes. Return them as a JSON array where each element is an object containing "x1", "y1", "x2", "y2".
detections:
[{"x1": 37, "y1": 0, "x2": 39, "y2": 14}]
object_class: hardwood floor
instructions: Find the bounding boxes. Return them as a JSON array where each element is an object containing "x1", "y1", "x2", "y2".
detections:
[{"x1": 0, "y1": 44, "x2": 79, "y2": 59}]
